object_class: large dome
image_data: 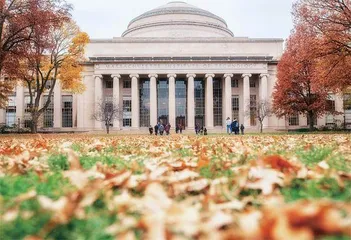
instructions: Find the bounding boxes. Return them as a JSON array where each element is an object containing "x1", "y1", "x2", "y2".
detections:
[{"x1": 122, "y1": 1, "x2": 234, "y2": 38}]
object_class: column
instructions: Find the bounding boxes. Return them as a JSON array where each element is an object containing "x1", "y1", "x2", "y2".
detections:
[
  {"x1": 130, "y1": 74, "x2": 140, "y2": 129},
  {"x1": 168, "y1": 74, "x2": 176, "y2": 128},
  {"x1": 205, "y1": 74, "x2": 214, "y2": 129},
  {"x1": 77, "y1": 76, "x2": 86, "y2": 129},
  {"x1": 112, "y1": 74, "x2": 121, "y2": 130},
  {"x1": 54, "y1": 80, "x2": 62, "y2": 128},
  {"x1": 94, "y1": 75, "x2": 103, "y2": 129},
  {"x1": 16, "y1": 85, "x2": 24, "y2": 128},
  {"x1": 259, "y1": 74, "x2": 269, "y2": 128},
  {"x1": 149, "y1": 74, "x2": 158, "y2": 126},
  {"x1": 187, "y1": 74, "x2": 196, "y2": 130},
  {"x1": 224, "y1": 74, "x2": 233, "y2": 123},
  {"x1": 242, "y1": 74, "x2": 252, "y2": 128}
]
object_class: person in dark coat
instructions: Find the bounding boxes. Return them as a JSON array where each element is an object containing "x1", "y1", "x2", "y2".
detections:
[
  {"x1": 240, "y1": 124, "x2": 245, "y2": 135},
  {"x1": 165, "y1": 123, "x2": 171, "y2": 135},
  {"x1": 149, "y1": 126, "x2": 153, "y2": 135},
  {"x1": 195, "y1": 123, "x2": 200, "y2": 135},
  {"x1": 204, "y1": 128, "x2": 208, "y2": 135},
  {"x1": 179, "y1": 124, "x2": 183, "y2": 134},
  {"x1": 230, "y1": 120, "x2": 236, "y2": 135},
  {"x1": 154, "y1": 124, "x2": 159, "y2": 136}
]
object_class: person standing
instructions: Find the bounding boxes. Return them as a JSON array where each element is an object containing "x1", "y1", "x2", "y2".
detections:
[
  {"x1": 165, "y1": 123, "x2": 171, "y2": 135},
  {"x1": 226, "y1": 117, "x2": 232, "y2": 134},
  {"x1": 195, "y1": 123, "x2": 200, "y2": 135},
  {"x1": 154, "y1": 124, "x2": 159, "y2": 136},
  {"x1": 149, "y1": 126, "x2": 153, "y2": 135},
  {"x1": 240, "y1": 124, "x2": 245, "y2": 135},
  {"x1": 159, "y1": 124, "x2": 165, "y2": 135}
]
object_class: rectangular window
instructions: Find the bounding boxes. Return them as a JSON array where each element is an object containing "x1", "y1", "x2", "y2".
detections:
[
  {"x1": 123, "y1": 80, "x2": 131, "y2": 89},
  {"x1": 250, "y1": 79, "x2": 256, "y2": 88},
  {"x1": 289, "y1": 113, "x2": 300, "y2": 126},
  {"x1": 62, "y1": 95, "x2": 73, "y2": 128},
  {"x1": 43, "y1": 95, "x2": 54, "y2": 128},
  {"x1": 194, "y1": 79, "x2": 205, "y2": 127},
  {"x1": 326, "y1": 99, "x2": 335, "y2": 112},
  {"x1": 213, "y1": 78, "x2": 222, "y2": 126},
  {"x1": 139, "y1": 79, "x2": 150, "y2": 127},
  {"x1": 123, "y1": 118, "x2": 131, "y2": 127},
  {"x1": 123, "y1": 100, "x2": 132, "y2": 112},
  {"x1": 105, "y1": 79, "x2": 113, "y2": 89},
  {"x1": 232, "y1": 95, "x2": 239, "y2": 120},
  {"x1": 250, "y1": 95, "x2": 257, "y2": 126},
  {"x1": 231, "y1": 79, "x2": 239, "y2": 88},
  {"x1": 6, "y1": 95, "x2": 16, "y2": 127}
]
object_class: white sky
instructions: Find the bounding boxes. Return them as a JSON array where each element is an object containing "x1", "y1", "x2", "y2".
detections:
[{"x1": 68, "y1": 0, "x2": 295, "y2": 40}]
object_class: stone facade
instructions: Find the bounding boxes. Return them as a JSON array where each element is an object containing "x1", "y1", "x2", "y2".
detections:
[{"x1": 1, "y1": 1, "x2": 350, "y2": 132}]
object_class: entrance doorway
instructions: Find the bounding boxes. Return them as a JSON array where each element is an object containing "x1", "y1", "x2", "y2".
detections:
[
  {"x1": 176, "y1": 116, "x2": 186, "y2": 130},
  {"x1": 159, "y1": 115, "x2": 168, "y2": 125},
  {"x1": 195, "y1": 116, "x2": 204, "y2": 128}
]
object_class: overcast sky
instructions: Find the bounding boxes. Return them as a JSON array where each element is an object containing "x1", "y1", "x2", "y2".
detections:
[{"x1": 68, "y1": 0, "x2": 295, "y2": 40}]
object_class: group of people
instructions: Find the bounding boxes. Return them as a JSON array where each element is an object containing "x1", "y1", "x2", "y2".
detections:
[
  {"x1": 149, "y1": 122, "x2": 171, "y2": 135},
  {"x1": 195, "y1": 123, "x2": 208, "y2": 135},
  {"x1": 226, "y1": 117, "x2": 245, "y2": 135}
]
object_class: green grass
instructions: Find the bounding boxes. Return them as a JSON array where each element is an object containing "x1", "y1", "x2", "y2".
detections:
[{"x1": 281, "y1": 178, "x2": 351, "y2": 202}]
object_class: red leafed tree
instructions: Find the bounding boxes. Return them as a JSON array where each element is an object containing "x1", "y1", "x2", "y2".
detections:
[
  {"x1": 293, "y1": 0, "x2": 351, "y2": 91},
  {"x1": 0, "y1": 0, "x2": 71, "y2": 107},
  {"x1": 273, "y1": 25, "x2": 331, "y2": 131}
]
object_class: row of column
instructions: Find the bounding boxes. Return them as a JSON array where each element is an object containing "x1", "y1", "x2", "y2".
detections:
[{"x1": 93, "y1": 73, "x2": 269, "y2": 130}]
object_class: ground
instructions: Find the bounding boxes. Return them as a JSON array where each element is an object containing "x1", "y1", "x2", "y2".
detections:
[{"x1": 0, "y1": 133, "x2": 351, "y2": 240}]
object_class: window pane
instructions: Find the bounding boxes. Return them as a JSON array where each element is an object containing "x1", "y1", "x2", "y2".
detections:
[
  {"x1": 213, "y1": 78, "x2": 222, "y2": 126},
  {"x1": 232, "y1": 95, "x2": 239, "y2": 120},
  {"x1": 139, "y1": 79, "x2": 150, "y2": 127},
  {"x1": 62, "y1": 95, "x2": 73, "y2": 128}
]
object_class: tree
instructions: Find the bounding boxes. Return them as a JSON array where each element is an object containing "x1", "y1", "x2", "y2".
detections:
[
  {"x1": 293, "y1": 0, "x2": 351, "y2": 90},
  {"x1": 92, "y1": 98, "x2": 122, "y2": 134},
  {"x1": 245, "y1": 98, "x2": 272, "y2": 133},
  {"x1": 273, "y1": 25, "x2": 332, "y2": 131},
  {"x1": 8, "y1": 20, "x2": 89, "y2": 133},
  {"x1": 0, "y1": 0, "x2": 71, "y2": 107}
]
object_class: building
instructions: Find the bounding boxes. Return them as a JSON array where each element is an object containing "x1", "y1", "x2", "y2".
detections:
[{"x1": 0, "y1": 1, "x2": 350, "y2": 132}]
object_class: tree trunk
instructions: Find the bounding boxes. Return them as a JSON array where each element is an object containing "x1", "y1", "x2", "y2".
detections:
[
  {"x1": 31, "y1": 113, "x2": 39, "y2": 134},
  {"x1": 106, "y1": 125, "x2": 110, "y2": 134},
  {"x1": 308, "y1": 111, "x2": 314, "y2": 131},
  {"x1": 260, "y1": 121, "x2": 263, "y2": 133}
]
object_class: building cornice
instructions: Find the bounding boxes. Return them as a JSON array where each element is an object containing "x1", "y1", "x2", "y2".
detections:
[
  {"x1": 90, "y1": 37, "x2": 284, "y2": 44},
  {"x1": 87, "y1": 56, "x2": 275, "y2": 63}
]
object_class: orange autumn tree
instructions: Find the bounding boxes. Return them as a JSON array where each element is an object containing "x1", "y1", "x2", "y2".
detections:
[
  {"x1": 0, "y1": 0, "x2": 71, "y2": 107},
  {"x1": 11, "y1": 21, "x2": 89, "y2": 133},
  {"x1": 273, "y1": 26, "x2": 331, "y2": 131},
  {"x1": 294, "y1": 0, "x2": 351, "y2": 91}
]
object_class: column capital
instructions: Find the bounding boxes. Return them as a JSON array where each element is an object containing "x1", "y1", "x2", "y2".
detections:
[
  {"x1": 93, "y1": 74, "x2": 103, "y2": 79},
  {"x1": 129, "y1": 74, "x2": 139, "y2": 79},
  {"x1": 167, "y1": 73, "x2": 177, "y2": 78},
  {"x1": 242, "y1": 73, "x2": 252, "y2": 78},
  {"x1": 260, "y1": 73, "x2": 269, "y2": 79},
  {"x1": 148, "y1": 73, "x2": 158, "y2": 79},
  {"x1": 205, "y1": 73, "x2": 215, "y2": 78},
  {"x1": 111, "y1": 74, "x2": 121, "y2": 79},
  {"x1": 186, "y1": 73, "x2": 196, "y2": 78},
  {"x1": 224, "y1": 73, "x2": 234, "y2": 78}
]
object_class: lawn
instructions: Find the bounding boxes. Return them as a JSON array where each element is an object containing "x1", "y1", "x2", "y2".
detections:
[{"x1": 0, "y1": 134, "x2": 351, "y2": 240}]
